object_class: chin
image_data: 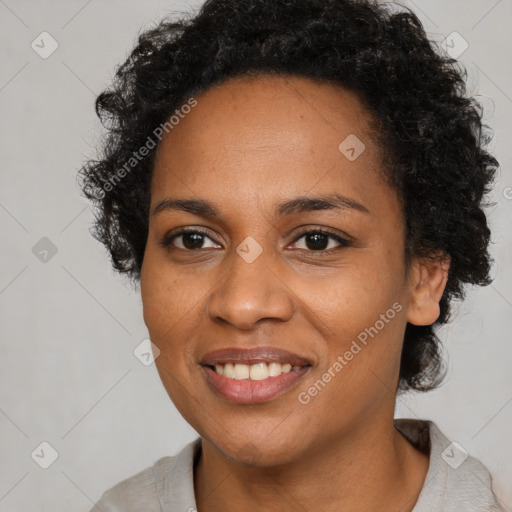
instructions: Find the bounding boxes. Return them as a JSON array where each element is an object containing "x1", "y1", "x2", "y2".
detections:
[{"x1": 205, "y1": 432, "x2": 306, "y2": 468}]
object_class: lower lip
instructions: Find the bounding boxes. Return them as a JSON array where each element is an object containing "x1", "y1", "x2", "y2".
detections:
[{"x1": 201, "y1": 365, "x2": 310, "y2": 404}]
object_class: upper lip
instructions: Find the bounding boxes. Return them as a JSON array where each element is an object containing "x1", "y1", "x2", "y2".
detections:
[{"x1": 200, "y1": 346, "x2": 313, "y2": 367}]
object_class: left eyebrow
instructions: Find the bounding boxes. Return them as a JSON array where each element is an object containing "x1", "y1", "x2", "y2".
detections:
[
  {"x1": 152, "y1": 193, "x2": 370, "y2": 218},
  {"x1": 276, "y1": 194, "x2": 370, "y2": 216}
]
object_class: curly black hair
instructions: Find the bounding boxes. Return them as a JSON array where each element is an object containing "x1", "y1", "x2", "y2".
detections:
[{"x1": 78, "y1": 0, "x2": 498, "y2": 393}]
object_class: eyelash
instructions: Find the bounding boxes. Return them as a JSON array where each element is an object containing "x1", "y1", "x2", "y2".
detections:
[{"x1": 159, "y1": 227, "x2": 353, "y2": 253}]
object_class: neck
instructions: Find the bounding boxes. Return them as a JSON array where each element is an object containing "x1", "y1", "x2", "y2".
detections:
[{"x1": 194, "y1": 414, "x2": 429, "y2": 512}]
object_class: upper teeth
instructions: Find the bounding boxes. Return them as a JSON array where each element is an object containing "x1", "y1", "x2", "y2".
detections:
[{"x1": 214, "y1": 362, "x2": 302, "y2": 380}]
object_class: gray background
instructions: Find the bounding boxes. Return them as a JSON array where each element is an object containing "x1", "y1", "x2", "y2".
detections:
[{"x1": 0, "y1": 0, "x2": 511, "y2": 510}]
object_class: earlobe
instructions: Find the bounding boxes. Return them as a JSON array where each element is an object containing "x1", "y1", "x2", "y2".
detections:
[{"x1": 406, "y1": 252, "x2": 450, "y2": 326}]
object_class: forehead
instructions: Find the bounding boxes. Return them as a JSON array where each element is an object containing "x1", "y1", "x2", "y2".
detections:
[
  {"x1": 157, "y1": 73, "x2": 378, "y2": 152},
  {"x1": 151, "y1": 73, "x2": 389, "y2": 214}
]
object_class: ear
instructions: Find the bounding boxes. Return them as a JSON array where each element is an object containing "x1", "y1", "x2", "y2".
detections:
[{"x1": 406, "y1": 252, "x2": 451, "y2": 326}]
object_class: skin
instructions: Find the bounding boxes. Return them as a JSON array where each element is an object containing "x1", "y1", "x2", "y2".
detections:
[{"x1": 140, "y1": 74, "x2": 450, "y2": 512}]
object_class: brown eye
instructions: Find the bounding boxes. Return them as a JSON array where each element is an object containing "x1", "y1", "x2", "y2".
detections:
[
  {"x1": 290, "y1": 229, "x2": 352, "y2": 252},
  {"x1": 159, "y1": 229, "x2": 221, "y2": 250}
]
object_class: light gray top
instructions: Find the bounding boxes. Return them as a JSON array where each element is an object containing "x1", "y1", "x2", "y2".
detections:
[{"x1": 89, "y1": 418, "x2": 506, "y2": 511}]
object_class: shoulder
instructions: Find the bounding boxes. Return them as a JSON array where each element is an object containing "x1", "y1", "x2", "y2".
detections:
[
  {"x1": 428, "y1": 421, "x2": 505, "y2": 511},
  {"x1": 90, "y1": 462, "x2": 163, "y2": 512},
  {"x1": 395, "y1": 418, "x2": 506, "y2": 512},
  {"x1": 89, "y1": 438, "x2": 201, "y2": 512}
]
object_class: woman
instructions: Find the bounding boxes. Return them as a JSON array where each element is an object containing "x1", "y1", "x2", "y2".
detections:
[{"x1": 80, "y1": 0, "x2": 504, "y2": 510}]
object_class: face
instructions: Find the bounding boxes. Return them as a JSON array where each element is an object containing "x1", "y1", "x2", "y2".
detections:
[{"x1": 140, "y1": 74, "x2": 441, "y2": 466}]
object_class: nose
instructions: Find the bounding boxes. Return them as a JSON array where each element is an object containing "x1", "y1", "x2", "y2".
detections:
[{"x1": 206, "y1": 242, "x2": 295, "y2": 330}]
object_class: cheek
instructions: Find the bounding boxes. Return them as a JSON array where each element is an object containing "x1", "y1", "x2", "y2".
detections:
[
  {"x1": 304, "y1": 257, "x2": 402, "y2": 343},
  {"x1": 140, "y1": 250, "x2": 217, "y2": 392},
  {"x1": 304, "y1": 257, "x2": 406, "y2": 396},
  {"x1": 141, "y1": 250, "x2": 199, "y2": 340},
  {"x1": 141, "y1": 259, "x2": 202, "y2": 411}
]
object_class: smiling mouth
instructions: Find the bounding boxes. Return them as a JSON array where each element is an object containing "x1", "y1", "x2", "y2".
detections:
[
  {"x1": 205, "y1": 362, "x2": 307, "y2": 380},
  {"x1": 199, "y1": 346, "x2": 313, "y2": 404}
]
